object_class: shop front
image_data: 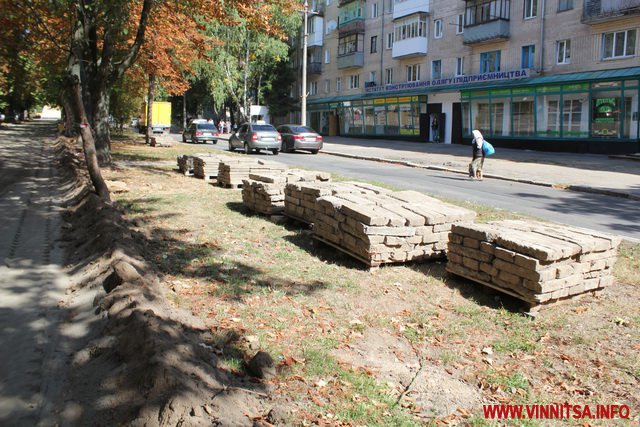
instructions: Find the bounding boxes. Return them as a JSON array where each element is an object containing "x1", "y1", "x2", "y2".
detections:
[
  {"x1": 308, "y1": 95, "x2": 428, "y2": 140},
  {"x1": 461, "y1": 68, "x2": 640, "y2": 154}
]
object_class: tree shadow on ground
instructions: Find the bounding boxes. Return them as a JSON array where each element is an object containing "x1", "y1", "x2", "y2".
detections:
[{"x1": 409, "y1": 261, "x2": 528, "y2": 313}]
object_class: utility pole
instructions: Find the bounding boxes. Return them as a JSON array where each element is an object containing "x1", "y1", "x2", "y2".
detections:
[{"x1": 301, "y1": 0, "x2": 309, "y2": 126}]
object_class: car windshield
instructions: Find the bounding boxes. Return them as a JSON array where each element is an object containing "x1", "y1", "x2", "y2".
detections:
[
  {"x1": 198, "y1": 124, "x2": 217, "y2": 130},
  {"x1": 252, "y1": 125, "x2": 276, "y2": 131},
  {"x1": 290, "y1": 126, "x2": 316, "y2": 133}
]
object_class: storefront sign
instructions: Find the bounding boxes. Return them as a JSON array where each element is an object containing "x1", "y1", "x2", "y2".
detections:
[{"x1": 364, "y1": 69, "x2": 529, "y2": 94}]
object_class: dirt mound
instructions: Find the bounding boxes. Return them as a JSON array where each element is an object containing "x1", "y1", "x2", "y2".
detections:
[{"x1": 55, "y1": 138, "x2": 268, "y2": 426}]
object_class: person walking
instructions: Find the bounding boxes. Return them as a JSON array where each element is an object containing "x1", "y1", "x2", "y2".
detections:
[
  {"x1": 431, "y1": 116, "x2": 439, "y2": 143},
  {"x1": 470, "y1": 129, "x2": 485, "y2": 180}
]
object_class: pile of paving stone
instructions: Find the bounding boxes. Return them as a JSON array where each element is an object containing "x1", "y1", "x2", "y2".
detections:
[
  {"x1": 149, "y1": 135, "x2": 174, "y2": 147},
  {"x1": 312, "y1": 189, "x2": 476, "y2": 267},
  {"x1": 284, "y1": 181, "x2": 387, "y2": 224},
  {"x1": 177, "y1": 155, "x2": 195, "y2": 175},
  {"x1": 242, "y1": 170, "x2": 331, "y2": 215},
  {"x1": 217, "y1": 158, "x2": 288, "y2": 188},
  {"x1": 193, "y1": 154, "x2": 226, "y2": 181},
  {"x1": 446, "y1": 220, "x2": 621, "y2": 307}
]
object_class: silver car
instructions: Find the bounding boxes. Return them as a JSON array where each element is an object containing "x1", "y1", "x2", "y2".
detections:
[
  {"x1": 228, "y1": 122, "x2": 282, "y2": 155},
  {"x1": 277, "y1": 124, "x2": 323, "y2": 154}
]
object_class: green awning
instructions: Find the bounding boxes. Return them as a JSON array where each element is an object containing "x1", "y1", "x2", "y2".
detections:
[{"x1": 305, "y1": 66, "x2": 640, "y2": 105}]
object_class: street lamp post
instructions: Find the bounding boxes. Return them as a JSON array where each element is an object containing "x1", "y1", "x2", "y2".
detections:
[{"x1": 301, "y1": 0, "x2": 309, "y2": 126}]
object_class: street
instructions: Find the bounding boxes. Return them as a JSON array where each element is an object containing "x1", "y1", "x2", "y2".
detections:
[{"x1": 172, "y1": 135, "x2": 640, "y2": 241}]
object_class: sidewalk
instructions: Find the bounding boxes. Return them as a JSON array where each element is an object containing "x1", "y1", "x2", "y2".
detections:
[{"x1": 318, "y1": 136, "x2": 640, "y2": 201}]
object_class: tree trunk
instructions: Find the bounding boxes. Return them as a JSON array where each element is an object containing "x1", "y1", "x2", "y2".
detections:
[
  {"x1": 61, "y1": 94, "x2": 76, "y2": 137},
  {"x1": 183, "y1": 92, "x2": 187, "y2": 130},
  {"x1": 145, "y1": 73, "x2": 155, "y2": 144},
  {"x1": 68, "y1": 75, "x2": 111, "y2": 202},
  {"x1": 92, "y1": 87, "x2": 112, "y2": 165}
]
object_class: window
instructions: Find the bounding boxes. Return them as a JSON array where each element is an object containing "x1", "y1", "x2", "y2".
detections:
[
  {"x1": 338, "y1": 34, "x2": 363, "y2": 56},
  {"x1": 480, "y1": 50, "x2": 501, "y2": 73},
  {"x1": 563, "y1": 99, "x2": 583, "y2": 134},
  {"x1": 324, "y1": 79, "x2": 330, "y2": 93},
  {"x1": 336, "y1": 77, "x2": 342, "y2": 92},
  {"x1": 308, "y1": 17, "x2": 315, "y2": 34},
  {"x1": 394, "y1": 14, "x2": 427, "y2": 41},
  {"x1": 602, "y1": 29, "x2": 636, "y2": 59},
  {"x1": 372, "y1": 2, "x2": 378, "y2": 18},
  {"x1": 325, "y1": 49, "x2": 330, "y2": 63},
  {"x1": 434, "y1": 19, "x2": 443, "y2": 38},
  {"x1": 456, "y1": 14, "x2": 464, "y2": 34},
  {"x1": 369, "y1": 71, "x2": 377, "y2": 84},
  {"x1": 521, "y1": 45, "x2": 535, "y2": 69},
  {"x1": 385, "y1": 68, "x2": 393, "y2": 84},
  {"x1": 431, "y1": 60, "x2": 442, "y2": 79},
  {"x1": 386, "y1": 32, "x2": 394, "y2": 49},
  {"x1": 309, "y1": 81, "x2": 318, "y2": 95},
  {"x1": 349, "y1": 74, "x2": 360, "y2": 89},
  {"x1": 326, "y1": 0, "x2": 331, "y2": 4},
  {"x1": 370, "y1": 35, "x2": 378, "y2": 53},
  {"x1": 406, "y1": 64, "x2": 421, "y2": 82},
  {"x1": 465, "y1": 0, "x2": 511, "y2": 26},
  {"x1": 524, "y1": 0, "x2": 537, "y2": 18},
  {"x1": 556, "y1": 39, "x2": 570, "y2": 64},
  {"x1": 557, "y1": 0, "x2": 573, "y2": 11},
  {"x1": 456, "y1": 57, "x2": 464, "y2": 76}
]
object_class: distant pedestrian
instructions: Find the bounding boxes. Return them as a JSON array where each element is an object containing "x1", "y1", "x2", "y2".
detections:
[
  {"x1": 470, "y1": 129, "x2": 485, "y2": 180},
  {"x1": 431, "y1": 116, "x2": 439, "y2": 143},
  {"x1": 225, "y1": 119, "x2": 231, "y2": 134},
  {"x1": 218, "y1": 119, "x2": 224, "y2": 131}
]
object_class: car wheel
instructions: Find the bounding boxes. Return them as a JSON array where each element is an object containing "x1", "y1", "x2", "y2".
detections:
[
  {"x1": 310, "y1": 149, "x2": 319, "y2": 155},
  {"x1": 271, "y1": 149, "x2": 279, "y2": 155},
  {"x1": 244, "y1": 142, "x2": 251, "y2": 154}
]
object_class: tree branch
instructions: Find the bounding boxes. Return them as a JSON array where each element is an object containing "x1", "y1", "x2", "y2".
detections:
[{"x1": 112, "y1": 0, "x2": 154, "y2": 82}]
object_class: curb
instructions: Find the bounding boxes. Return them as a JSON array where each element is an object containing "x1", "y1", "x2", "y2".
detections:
[{"x1": 321, "y1": 150, "x2": 640, "y2": 201}]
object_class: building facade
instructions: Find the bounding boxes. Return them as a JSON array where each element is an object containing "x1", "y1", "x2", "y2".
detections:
[{"x1": 295, "y1": 0, "x2": 640, "y2": 154}]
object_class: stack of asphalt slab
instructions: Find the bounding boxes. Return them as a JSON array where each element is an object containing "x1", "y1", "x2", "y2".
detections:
[
  {"x1": 446, "y1": 220, "x2": 621, "y2": 308},
  {"x1": 242, "y1": 170, "x2": 331, "y2": 215},
  {"x1": 193, "y1": 153, "x2": 227, "y2": 181},
  {"x1": 313, "y1": 189, "x2": 476, "y2": 267},
  {"x1": 284, "y1": 181, "x2": 476, "y2": 267},
  {"x1": 177, "y1": 155, "x2": 194, "y2": 175},
  {"x1": 217, "y1": 158, "x2": 288, "y2": 188},
  {"x1": 284, "y1": 181, "x2": 383, "y2": 225}
]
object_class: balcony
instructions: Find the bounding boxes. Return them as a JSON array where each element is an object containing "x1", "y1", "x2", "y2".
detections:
[
  {"x1": 392, "y1": 37, "x2": 428, "y2": 58},
  {"x1": 582, "y1": 0, "x2": 640, "y2": 23},
  {"x1": 338, "y1": 18, "x2": 365, "y2": 36},
  {"x1": 308, "y1": 62, "x2": 322, "y2": 74},
  {"x1": 308, "y1": 16, "x2": 324, "y2": 47},
  {"x1": 463, "y1": 19, "x2": 510, "y2": 44},
  {"x1": 337, "y1": 51, "x2": 364, "y2": 69},
  {"x1": 393, "y1": 0, "x2": 430, "y2": 20}
]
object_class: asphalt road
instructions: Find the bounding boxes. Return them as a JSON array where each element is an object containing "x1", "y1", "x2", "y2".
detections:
[{"x1": 174, "y1": 136, "x2": 640, "y2": 241}]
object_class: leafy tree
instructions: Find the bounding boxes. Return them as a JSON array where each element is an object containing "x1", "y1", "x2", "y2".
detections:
[{"x1": 2, "y1": 0, "x2": 298, "y2": 201}]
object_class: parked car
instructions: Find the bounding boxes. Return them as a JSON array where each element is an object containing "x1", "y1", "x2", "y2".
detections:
[
  {"x1": 228, "y1": 122, "x2": 282, "y2": 155},
  {"x1": 182, "y1": 122, "x2": 220, "y2": 144},
  {"x1": 277, "y1": 124, "x2": 323, "y2": 154}
]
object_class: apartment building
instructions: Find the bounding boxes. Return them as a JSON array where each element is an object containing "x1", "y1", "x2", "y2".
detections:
[{"x1": 295, "y1": 0, "x2": 640, "y2": 154}]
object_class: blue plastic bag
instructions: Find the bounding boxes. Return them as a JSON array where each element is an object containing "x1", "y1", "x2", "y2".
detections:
[{"x1": 482, "y1": 140, "x2": 495, "y2": 156}]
